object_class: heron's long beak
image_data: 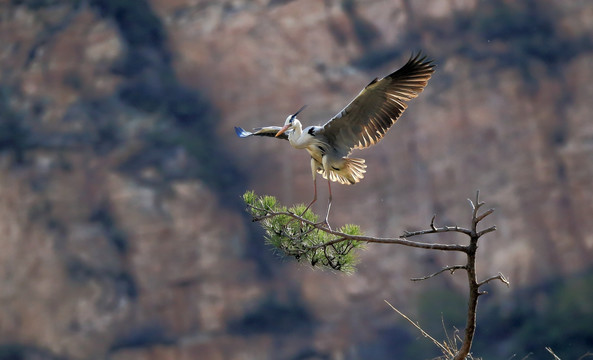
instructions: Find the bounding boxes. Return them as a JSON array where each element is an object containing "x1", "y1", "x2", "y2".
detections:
[{"x1": 275, "y1": 124, "x2": 290, "y2": 137}]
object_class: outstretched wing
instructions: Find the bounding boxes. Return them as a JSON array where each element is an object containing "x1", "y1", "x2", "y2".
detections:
[
  {"x1": 235, "y1": 126, "x2": 289, "y2": 140},
  {"x1": 320, "y1": 53, "x2": 435, "y2": 156}
]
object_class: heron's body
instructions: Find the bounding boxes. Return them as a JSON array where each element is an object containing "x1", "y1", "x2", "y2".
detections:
[
  {"x1": 283, "y1": 121, "x2": 366, "y2": 185},
  {"x1": 236, "y1": 53, "x2": 435, "y2": 223}
]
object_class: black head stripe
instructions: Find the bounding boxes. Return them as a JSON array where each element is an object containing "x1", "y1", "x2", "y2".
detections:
[{"x1": 293, "y1": 105, "x2": 307, "y2": 117}]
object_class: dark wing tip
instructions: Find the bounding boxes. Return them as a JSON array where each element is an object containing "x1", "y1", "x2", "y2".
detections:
[
  {"x1": 408, "y1": 51, "x2": 436, "y2": 72},
  {"x1": 382, "y1": 51, "x2": 435, "y2": 87},
  {"x1": 235, "y1": 127, "x2": 251, "y2": 138}
]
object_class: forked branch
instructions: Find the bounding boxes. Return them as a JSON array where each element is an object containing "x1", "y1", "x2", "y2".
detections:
[
  {"x1": 243, "y1": 190, "x2": 509, "y2": 359},
  {"x1": 397, "y1": 191, "x2": 508, "y2": 359}
]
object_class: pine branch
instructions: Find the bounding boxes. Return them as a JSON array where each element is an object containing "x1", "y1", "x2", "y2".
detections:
[
  {"x1": 247, "y1": 201, "x2": 468, "y2": 253},
  {"x1": 243, "y1": 190, "x2": 509, "y2": 359}
]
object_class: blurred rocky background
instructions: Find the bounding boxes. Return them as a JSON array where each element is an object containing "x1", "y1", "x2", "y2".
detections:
[{"x1": 1, "y1": 0, "x2": 593, "y2": 359}]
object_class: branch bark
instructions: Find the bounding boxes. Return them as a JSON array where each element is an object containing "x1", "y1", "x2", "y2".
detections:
[
  {"x1": 452, "y1": 191, "x2": 506, "y2": 360},
  {"x1": 250, "y1": 205, "x2": 468, "y2": 252}
]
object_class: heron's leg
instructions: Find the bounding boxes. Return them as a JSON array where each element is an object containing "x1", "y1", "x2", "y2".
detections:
[
  {"x1": 300, "y1": 177, "x2": 317, "y2": 216},
  {"x1": 286, "y1": 162, "x2": 316, "y2": 230},
  {"x1": 324, "y1": 177, "x2": 332, "y2": 230},
  {"x1": 320, "y1": 155, "x2": 332, "y2": 229},
  {"x1": 301, "y1": 158, "x2": 318, "y2": 216}
]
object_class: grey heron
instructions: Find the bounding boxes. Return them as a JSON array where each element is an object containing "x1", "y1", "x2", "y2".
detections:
[{"x1": 236, "y1": 53, "x2": 435, "y2": 224}]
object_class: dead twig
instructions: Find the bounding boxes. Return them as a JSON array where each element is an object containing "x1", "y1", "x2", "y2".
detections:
[
  {"x1": 546, "y1": 347, "x2": 562, "y2": 360},
  {"x1": 411, "y1": 265, "x2": 467, "y2": 282},
  {"x1": 385, "y1": 300, "x2": 455, "y2": 359},
  {"x1": 478, "y1": 272, "x2": 510, "y2": 287}
]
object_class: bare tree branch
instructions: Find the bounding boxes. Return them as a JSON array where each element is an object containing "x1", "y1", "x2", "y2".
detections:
[
  {"x1": 452, "y1": 191, "x2": 509, "y2": 360},
  {"x1": 478, "y1": 225, "x2": 497, "y2": 237},
  {"x1": 546, "y1": 347, "x2": 562, "y2": 360},
  {"x1": 478, "y1": 272, "x2": 510, "y2": 287},
  {"x1": 411, "y1": 265, "x2": 467, "y2": 281},
  {"x1": 475, "y1": 208, "x2": 494, "y2": 224},
  {"x1": 402, "y1": 225, "x2": 472, "y2": 238},
  {"x1": 385, "y1": 300, "x2": 455, "y2": 358},
  {"x1": 578, "y1": 352, "x2": 593, "y2": 360}
]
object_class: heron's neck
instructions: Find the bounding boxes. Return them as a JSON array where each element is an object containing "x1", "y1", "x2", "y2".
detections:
[{"x1": 288, "y1": 120, "x2": 306, "y2": 148}]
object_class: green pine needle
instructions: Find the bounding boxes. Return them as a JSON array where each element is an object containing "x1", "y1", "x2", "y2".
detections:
[{"x1": 243, "y1": 191, "x2": 365, "y2": 273}]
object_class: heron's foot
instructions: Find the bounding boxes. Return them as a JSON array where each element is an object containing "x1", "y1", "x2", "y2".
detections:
[{"x1": 316, "y1": 219, "x2": 332, "y2": 231}]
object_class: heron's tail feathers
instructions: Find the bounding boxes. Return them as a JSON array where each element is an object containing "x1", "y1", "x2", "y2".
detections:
[{"x1": 319, "y1": 158, "x2": 367, "y2": 185}]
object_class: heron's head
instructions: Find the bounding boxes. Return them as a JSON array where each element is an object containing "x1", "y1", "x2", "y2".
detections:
[{"x1": 276, "y1": 105, "x2": 307, "y2": 137}]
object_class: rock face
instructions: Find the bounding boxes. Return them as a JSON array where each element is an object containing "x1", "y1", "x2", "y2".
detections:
[{"x1": 1, "y1": 0, "x2": 593, "y2": 359}]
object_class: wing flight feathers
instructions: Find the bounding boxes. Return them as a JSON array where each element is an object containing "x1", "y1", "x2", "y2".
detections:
[
  {"x1": 235, "y1": 126, "x2": 289, "y2": 140},
  {"x1": 321, "y1": 53, "x2": 435, "y2": 155}
]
